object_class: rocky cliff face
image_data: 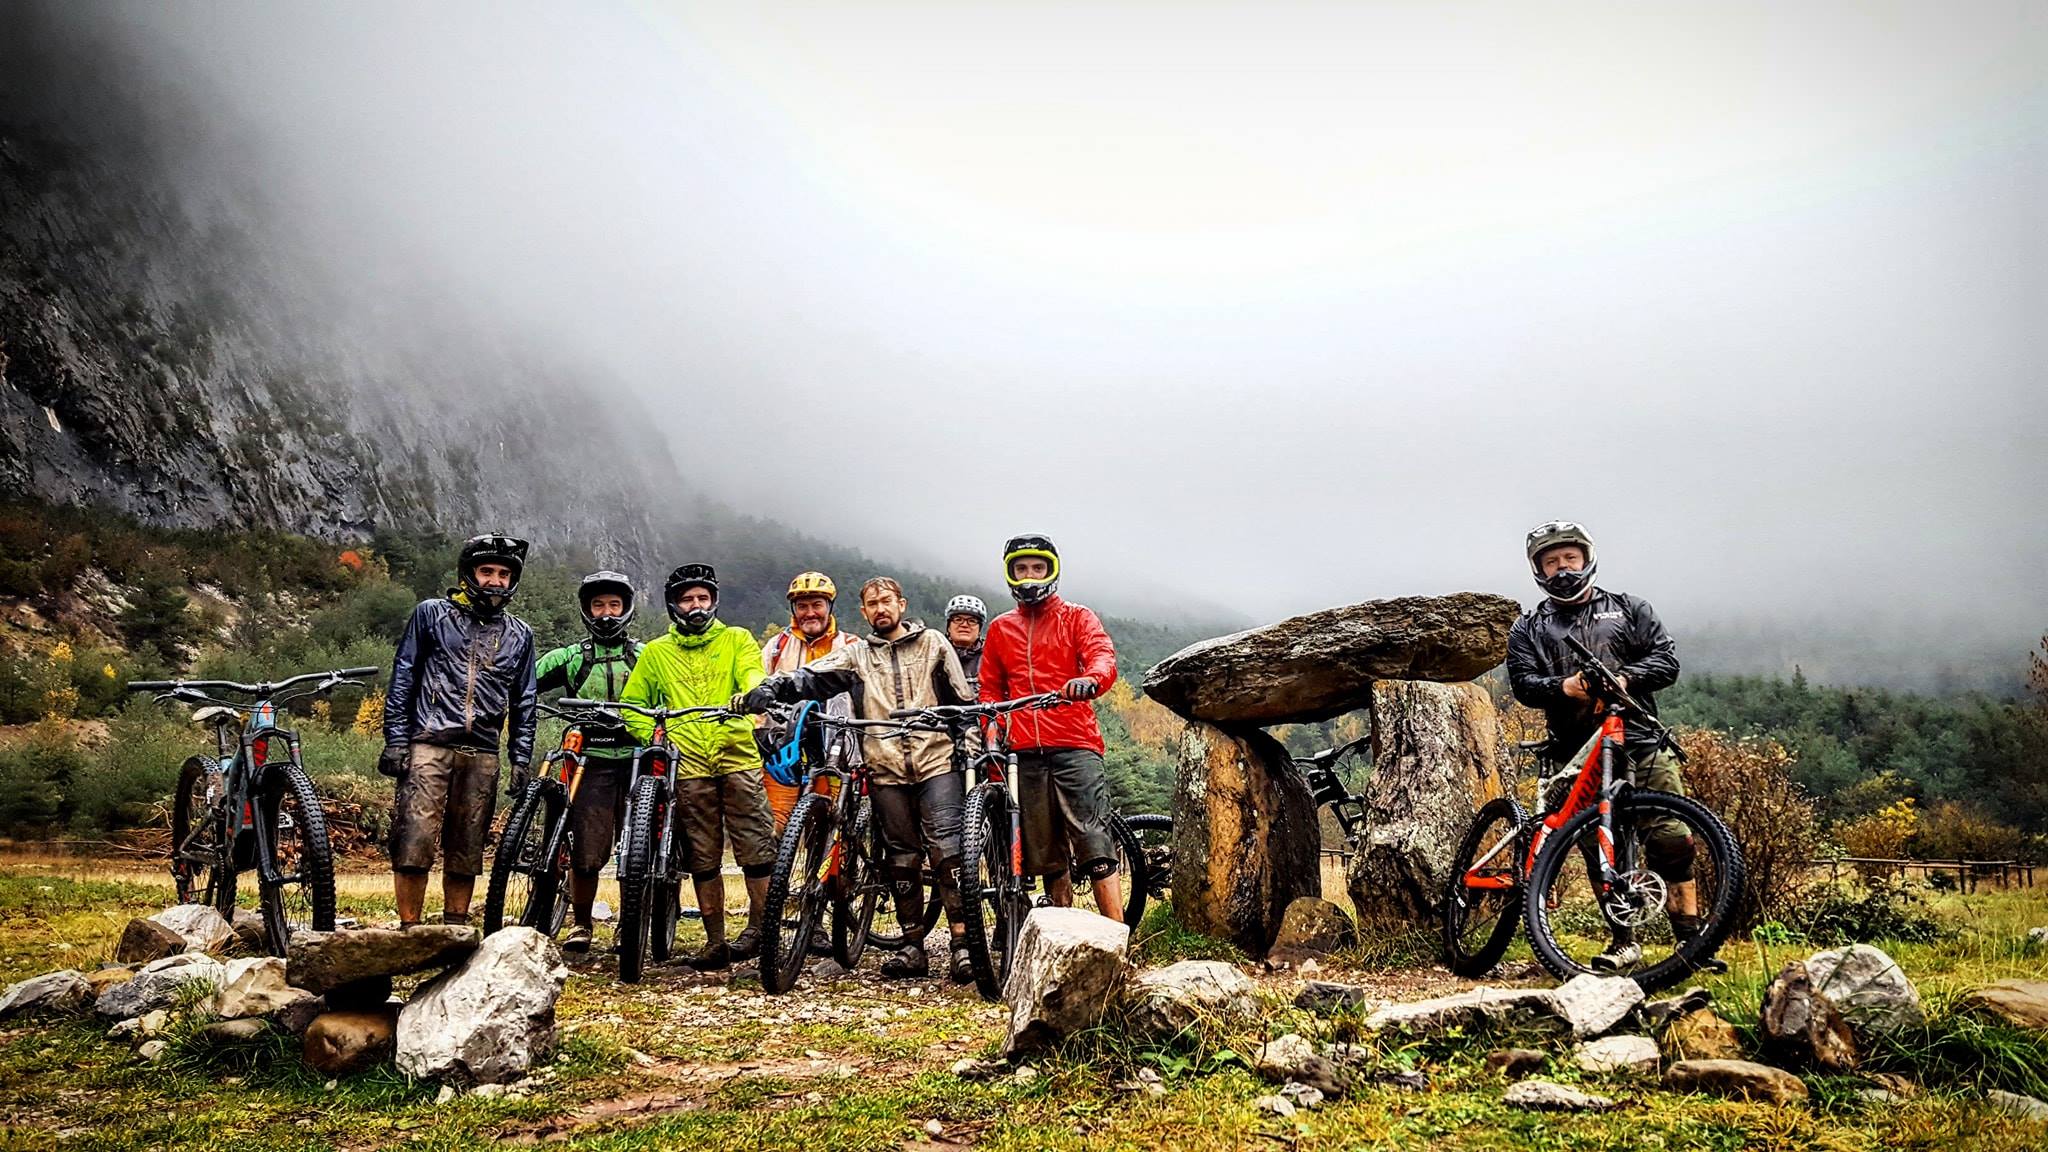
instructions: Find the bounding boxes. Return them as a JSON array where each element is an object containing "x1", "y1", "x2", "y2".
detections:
[{"x1": 0, "y1": 8, "x2": 675, "y2": 564}]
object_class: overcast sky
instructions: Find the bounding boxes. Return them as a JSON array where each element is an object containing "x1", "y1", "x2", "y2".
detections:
[{"x1": 64, "y1": 2, "x2": 2048, "y2": 642}]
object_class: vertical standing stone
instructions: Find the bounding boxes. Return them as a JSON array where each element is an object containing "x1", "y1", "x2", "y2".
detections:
[
  {"x1": 1345, "y1": 681, "x2": 1506, "y2": 930},
  {"x1": 1170, "y1": 722, "x2": 1320, "y2": 956}
]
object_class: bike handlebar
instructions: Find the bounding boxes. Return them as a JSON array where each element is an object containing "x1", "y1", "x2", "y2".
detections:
[
  {"x1": 1295, "y1": 734, "x2": 1372, "y2": 770},
  {"x1": 886, "y1": 693, "x2": 1062, "y2": 722},
  {"x1": 558, "y1": 698, "x2": 739, "y2": 722},
  {"x1": 1561, "y1": 635, "x2": 1685, "y2": 761},
  {"x1": 127, "y1": 666, "x2": 380, "y2": 697}
]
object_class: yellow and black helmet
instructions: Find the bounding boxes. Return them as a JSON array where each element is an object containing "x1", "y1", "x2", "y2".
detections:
[
  {"x1": 1002, "y1": 533, "x2": 1060, "y2": 604},
  {"x1": 786, "y1": 571, "x2": 837, "y2": 603}
]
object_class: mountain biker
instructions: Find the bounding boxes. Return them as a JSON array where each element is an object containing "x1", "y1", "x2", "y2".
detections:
[
  {"x1": 532, "y1": 570, "x2": 644, "y2": 954},
  {"x1": 617, "y1": 563, "x2": 776, "y2": 971},
  {"x1": 1505, "y1": 520, "x2": 1723, "y2": 973},
  {"x1": 760, "y1": 572, "x2": 860, "y2": 833},
  {"x1": 380, "y1": 534, "x2": 538, "y2": 930},
  {"x1": 944, "y1": 594, "x2": 987, "y2": 696},
  {"x1": 977, "y1": 534, "x2": 1125, "y2": 923},
  {"x1": 739, "y1": 577, "x2": 979, "y2": 981}
]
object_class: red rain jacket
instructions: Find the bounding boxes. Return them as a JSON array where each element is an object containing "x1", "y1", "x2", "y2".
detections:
[{"x1": 979, "y1": 595, "x2": 1118, "y2": 754}]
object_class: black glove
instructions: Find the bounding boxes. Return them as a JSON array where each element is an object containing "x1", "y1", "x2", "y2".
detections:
[
  {"x1": 507, "y1": 763, "x2": 533, "y2": 798},
  {"x1": 1061, "y1": 677, "x2": 1101, "y2": 702},
  {"x1": 377, "y1": 744, "x2": 410, "y2": 779},
  {"x1": 739, "y1": 682, "x2": 782, "y2": 714}
]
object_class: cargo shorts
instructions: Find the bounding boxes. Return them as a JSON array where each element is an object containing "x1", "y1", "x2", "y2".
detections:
[
  {"x1": 390, "y1": 744, "x2": 500, "y2": 876},
  {"x1": 675, "y1": 770, "x2": 778, "y2": 881},
  {"x1": 1016, "y1": 749, "x2": 1118, "y2": 881}
]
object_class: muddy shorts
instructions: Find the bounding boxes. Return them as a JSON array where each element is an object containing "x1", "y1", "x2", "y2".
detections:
[
  {"x1": 390, "y1": 744, "x2": 500, "y2": 876},
  {"x1": 1016, "y1": 749, "x2": 1118, "y2": 881},
  {"x1": 872, "y1": 771, "x2": 965, "y2": 871},
  {"x1": 568, "y1": 753, "x2": 631, "y2": 874},
  {"x1": 675, "y1": 770, "x2": 778, "y2": 880}
]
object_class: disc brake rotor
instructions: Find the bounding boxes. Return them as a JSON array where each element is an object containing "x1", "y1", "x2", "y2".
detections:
[{"x1": 1603, "y1": 869, "x2": 1669, "y2": 929}]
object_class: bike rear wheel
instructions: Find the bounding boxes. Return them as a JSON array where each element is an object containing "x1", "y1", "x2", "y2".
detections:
[
  {"x1": 616, "y1": 776, "x2": 663, "y2": 984},
  {"x1": 484, "y1": 783, "x2": 565, "y2": 935},
  {"x1": 1524, "y1": 790, "x2": 1744, "y2": 992},
  {"x1": 761, "y1": 792, "x2": 835, "y2": 994},
  {"x1": 1441, "y1": 796, "x2": 1527, "y2": 977},
  {"x1": 171, "y1": 757, "x2": 235, "y2": 916},
  {"x1": 957, "y1": 783, "x2": 1022, "y2": 1001},
  {"x1": 1123, "y1": 813, "x2": 1174, "y2": 904},
  {"x1": 833, "y1": 794, "x2": 881, "y2": 969},
  {"x1": 257, "y1": 763, "x2": 336, "y2": 956}
]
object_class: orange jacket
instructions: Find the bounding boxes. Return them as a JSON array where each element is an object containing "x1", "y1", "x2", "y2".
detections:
[{"x1": 979, "y1": 595, "x2": 1117, "y2": 754}]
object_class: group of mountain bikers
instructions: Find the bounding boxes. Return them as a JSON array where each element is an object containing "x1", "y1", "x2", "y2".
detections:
[
  {"x1": 374, "y1": 517, "x2": 1723, "y2": 982},
  {"x1": 377, "y1": 532, "x2": 1122, "y2": 982}
]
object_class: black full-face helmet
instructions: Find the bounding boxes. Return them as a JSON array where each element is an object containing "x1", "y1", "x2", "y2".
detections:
[
  {"x1": 578, "y1": 570, "x2": 635, "y2": 643},
  {"x1": 457, "y1": 534, "x2": 529, "y2": 616},
  {"x1": 1002, "y1": 533, "x2": 1061, "y2": 605},
  {"x1": 664, "y1": 563, "x2": 718, "y2": 632},
  {"x1": 1524, "y1": 520, "x2": 1598, "y2": 604}
]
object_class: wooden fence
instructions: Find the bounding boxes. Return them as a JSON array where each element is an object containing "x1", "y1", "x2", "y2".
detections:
[{"x1": 1809, "y1": 856, "x2": 2037, "y2": 893}]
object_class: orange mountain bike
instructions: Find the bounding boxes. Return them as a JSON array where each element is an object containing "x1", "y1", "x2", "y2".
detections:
[{"x1": 1442, "y1": 636, "x2": 1743, "y2": 991}]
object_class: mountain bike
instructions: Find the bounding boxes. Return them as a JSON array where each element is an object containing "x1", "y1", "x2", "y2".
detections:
[
  {"x1": 559, "y1": 697, "x2": 736, "y2": 983},
  {"x1": 885, "y1": 694, "x2": 1151, "y2": 1000},
  {"x1": 131, "y1": 666, "x2": 375, "y2": 955},
  {"x1": 754, "y1": 702, "x2": 916, "y2": 992},
  {"x1": 1108, "y1": 733, "x2": 1378, "y2": 907},
  {"x1": 483, "y1": 701, "x2": 614, "y2": 937},
  {"x1": 1441, "y1": 636, "x2": 1744, "y2": 991}
]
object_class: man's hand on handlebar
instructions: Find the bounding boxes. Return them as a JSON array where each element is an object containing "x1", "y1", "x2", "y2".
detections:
[
  {"x1": 1061, "y1": 677, "x2": 1100, "y2": 702},
  {"x1": 734, "y1": 683, "x2": 780, "y2": 715}
]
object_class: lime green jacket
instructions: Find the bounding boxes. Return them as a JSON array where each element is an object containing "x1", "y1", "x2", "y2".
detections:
[{"x1": 618, "y1": 621, "x2": 765, "y2": 779}]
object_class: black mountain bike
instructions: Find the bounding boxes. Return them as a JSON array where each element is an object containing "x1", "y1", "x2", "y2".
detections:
[
  {"x1": 483, "y1": 701, "x2": 609, "y2": 937},
  {"x1": 755, "y1": 702, "x2": 917, "y2": 993},
  {"x1": 1441, "y1": 636, "x2": 1744, "y2": 991},
  {"x1": 882, "y1": 694, "x2": 1151, "y2": 1000},
  {"x1": 560, "y1": 697, "x2": 735, "y2": 982},
  {"x1": 1112, "y1": 732, "x2": 1378, "y2": 908},
  {"x1": 132, "y1": 667, "x2": 373, "y2": 955}
]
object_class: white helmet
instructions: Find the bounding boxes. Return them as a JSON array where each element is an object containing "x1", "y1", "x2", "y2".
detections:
[{"x1": 944, "y1": 594, "x2": 987, "y2": 624}]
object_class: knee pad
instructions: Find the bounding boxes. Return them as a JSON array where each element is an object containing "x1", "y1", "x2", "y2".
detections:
[
  {"x1": 1077, "y1": 857, "x2": 1120, "y2": 883},
  {"x1": 887, "y1": 862, "x2": 923, "y2": 895},
  {"x1": 741, "y1": 862, "x2": 774, "y2": 880},
  {"x1": 1644, "y1": 833, "x2": 1696, "y2": 883}
]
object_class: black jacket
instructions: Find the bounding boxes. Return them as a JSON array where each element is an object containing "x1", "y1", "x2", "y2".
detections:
[
  {"x1": 953, "y1": 640, "x2": 984, "y2": 697},
  {"x1": 1506, "y1": 588, "x2": 1679, "y2": 752},
  {"x1": 383, "y1": 596, "x2": 539, "y2": 765}
]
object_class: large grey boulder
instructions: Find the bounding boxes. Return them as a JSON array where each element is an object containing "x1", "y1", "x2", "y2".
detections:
[
  {"x1": 1000, "y1": 909, "x2": 1131, "y2": 1058},
  {"x1": 1666, "y1": 1059, "x2": 1809, "y2": 1105},
  {"x1": 1988, "y1": 1089, "x2": 2048, "y2": 1122},
  {"x1": 1140, "y1": 593, "x2": 1518, "y2": 726},
  {"x1": 1365, "y1": 974, "x2": 1641, "y2": 1040},
  {"x1": 93, "y1": 953, "x2": 226, "y2": 1022},
  {"x1": 1803, "y1": 944, "x2": 1922, "y2": 1037},
  {"x1": 396, "y1": 927, "x2": 565, "y2": 1085},
  {"x1": 1346, "y1": 680, "x2": 1508, "y2": 929},
  {"x1": 213, "y1": 957, "x2": 317, "y2": 1021},
  {"x1": 0, "y1": 970, "x2": 90, "y2": 1020},
  {"x1": 287, "y1": 925, "x2": 478, "y2": 995},
  {"x1": 1761, "y1": 961, "x2": 1857, "y2": 1072},
  {"x1": 1169, "y1": 722, "x2": 1319, "y2": 957},
  {"x1": 1123, "y1": 960, "x2": 1257, "y2": 1041},
  {"x1": 149, "y1": 904, "x2": 236, "y2": 955}
]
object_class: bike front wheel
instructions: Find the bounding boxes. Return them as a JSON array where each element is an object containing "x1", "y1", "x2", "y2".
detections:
[
  {"x1": 761, "y1": 791, "x2": 835, "y2": 994},
  {"x1": 615, "y1": 776, "x2": 663, "y2": 984},
  {"x1": 484, "y1": 782, "x2": 565, "y2": 935},
  {"x1": 1123, "y1": 813, "x2": 1174, "y2": 904},
  {"x1": 171, "y1": 757, "x2": 235, "y2": 918},
  {"x1": 1441, "y1": 796, "x2": 1527, "y2": 977},
  {"x1": 1068, "y1": 811, "x2": 1148, "y2": 930},
  {"x1": 1523, "y1": 789, "x2": 1744, "y2": 992},
  {"x1": 832, "y1": 794, "x2": 881, "y2": 970},
  {"x1": 957, "y1": 783, "x2": 1022, "y2": 1001},
  {"x1": 257, "y1": 763, "x2": 336, "y2": 956}
]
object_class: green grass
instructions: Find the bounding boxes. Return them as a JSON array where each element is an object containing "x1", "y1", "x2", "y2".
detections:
[{"x1": 0, "y1": 866, "x2": 2045, "y2": 1150}]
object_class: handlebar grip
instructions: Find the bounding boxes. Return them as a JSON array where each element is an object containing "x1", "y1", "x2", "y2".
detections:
[
  {"x1": 127, "y1": 680, "x2": 174, "y2": 691},
  {"x1": 559, "y1": 699, "x2": 602, "y2": 709},
  {"x1": 340, "y1": 666, "x2": 381, "y2": 678},
  {"x1": 887, "y1": 708, "x2": 923, "y2": 719}
]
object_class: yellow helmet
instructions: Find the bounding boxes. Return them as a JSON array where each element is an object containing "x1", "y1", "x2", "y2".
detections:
[{"x1": 787, "y1": 571, "x2": 837, "y2": 602}]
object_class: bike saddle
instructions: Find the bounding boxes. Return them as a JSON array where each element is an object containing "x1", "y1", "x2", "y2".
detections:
[{"x1": 191, "y1": 705, "x2": 242, "y2": 728}]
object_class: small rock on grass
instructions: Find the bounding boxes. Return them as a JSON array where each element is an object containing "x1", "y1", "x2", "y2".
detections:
[
  {"x1": 1279, "y1": 1081, "x2": 1325, "y2": 1109},
  {"x1": 1504, "y1": 1080, "x2": 1616, "y2": 1112},
  {"x1": 137, "y1": 1040, "x2": 169, "y2": 1062},
  {"x1": 1665, "y1": 1059, "x2": 1809, "y2": 1105},
  {"x1": 1574, "y1": 1034, "x2": 1661, "y2": 1075},
  {"x1": 1253, "y1": 1094, "x2": 1296, "y2": 1118},
  {"x1": 1485, "y1": 1048, "x2": 1547, "y2": 1079},
  {"x1": 1987, "y1": 1090, "x2": 2048, "y2": 1122}
]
